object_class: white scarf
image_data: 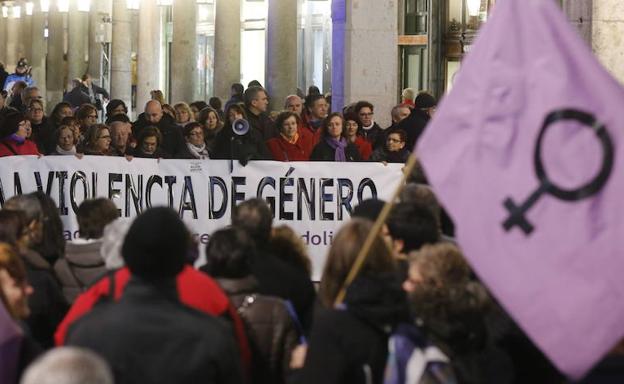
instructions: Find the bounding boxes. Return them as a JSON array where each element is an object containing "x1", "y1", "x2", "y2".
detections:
[
  {"x1": 362, "y1": 122, "x2": 375, "y2": 131},
  {"x1": 55, "y1": 145, "x2": 77, "y2": 155},
  {"x1": 187, "y1": 142, "x2": 209, "y2": 159}
]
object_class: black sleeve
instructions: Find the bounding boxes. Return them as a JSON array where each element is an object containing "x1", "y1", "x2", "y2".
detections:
[{"x1": 309, "y1": 143, "x2": 323, "y2": 161}]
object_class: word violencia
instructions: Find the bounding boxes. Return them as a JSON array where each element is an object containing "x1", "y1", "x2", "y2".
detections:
[{"x1": 0, "y1": 171, "x2": 379, "y2": 221}]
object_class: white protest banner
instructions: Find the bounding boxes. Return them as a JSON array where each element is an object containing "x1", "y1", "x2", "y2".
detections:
[{"x1": 0, "y1": 156, "x2": 403, "y2": 279}]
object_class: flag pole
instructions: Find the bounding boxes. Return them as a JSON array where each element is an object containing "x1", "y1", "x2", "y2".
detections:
[{"x1": 333, "y1": 153, "x2": 419, "y2": 307}]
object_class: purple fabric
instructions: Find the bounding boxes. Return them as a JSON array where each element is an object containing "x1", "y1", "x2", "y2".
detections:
[
  {"x1": 9, "y1": 134, "x2": 25, "y2": 144},
  {"x1": 416, "y1": 0, "x2": 624, "y2": 380},
  {"x1": 325, "y1": 137, "x2": 348, "y2": 162},
  {"x1": 0, "y1": 303, "x2": 22, "y2": 384}
]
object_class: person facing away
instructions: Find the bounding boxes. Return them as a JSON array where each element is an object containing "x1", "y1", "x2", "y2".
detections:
[
  {"x1": 66, "y1": 207, "x2": 244, "y2": 384},
  {"x1": 201, "y1": 227, "x2": 300, "y2": 384}
]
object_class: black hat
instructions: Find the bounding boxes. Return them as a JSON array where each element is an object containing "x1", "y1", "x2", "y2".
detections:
[
  {"x1": 16, "y1": 58, "x2": 28, "y2": 68},
  {"x1": 415, "y1": 93, "x2": 437, "y2": 109},
  {"x1": 0, "y1": 111, "x2": 26, "y2": 139},
  {"x1": 122, "y1": 207, "x2": 189, "y2": 279}
]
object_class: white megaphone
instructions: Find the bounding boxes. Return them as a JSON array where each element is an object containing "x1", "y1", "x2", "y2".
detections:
[{"x1": 232, "y1": 118, "x2": 250, "y2": 136}]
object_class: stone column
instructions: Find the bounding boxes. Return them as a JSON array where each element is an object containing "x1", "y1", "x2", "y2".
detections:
[
  {"x1": 137, "y1": 0, "x2": 160, "y2": 111},
  {"x1": 30, "y1": 7, "x2": 47, "y2": 98},
  {"x1": 214, "y1": 0, "x2": 240, "y2": 101},
  {"x1": 266, "y1": 0, "x2": 298, "y2": 109},
  {"x1": 22, "y1": 13, "x2": 33, "y2": 61},
  {"x1": 88, "y1": 5, "x2": 103, "y2": 79},
  {"x1": 0, "y1": 15, "x2": 6, "y2": 64},
  {"x1": 67, "y1": 1, "x2": 88, "y2": 81},
  {"x1": 563, "y1": 0, "x2": 592, "y2": 45},
  {"x1": 5, "y1": 13, "x2": 24, "y2": 69},
  {"x1": 110, "y1": 0, "x2": 132, "y2": 111},
  {"x1": 331, "y1": 0, "x2": 397, "y2": 127},
  {"x1": 46, "y1": 8, "x2": 65, "y2": 110},
  {"x1": 171, "y1": 0, "x2": 197, "y2": 103},
  {"x1": 591, "y1": 0, "x2": 624, "y2": 83}
]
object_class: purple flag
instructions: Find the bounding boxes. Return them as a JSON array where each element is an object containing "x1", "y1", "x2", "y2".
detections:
[
  {"x1": 417, "y1": 0, "x2": 624, "y2": 379},
  {"x1": 0, "y1": 302, "x2": 22, "y2": 384}
]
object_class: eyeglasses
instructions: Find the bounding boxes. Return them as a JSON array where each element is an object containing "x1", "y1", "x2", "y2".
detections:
[
  {"x1": 359, "y1": 112, "x2": 374, "y2": 117},
  {"x1": 188, "y1": 131, "x2": 203, "y2": 137},
  {"x1": 387, "y1": 138, "x2": 403, "y2": 143},
  {"x1": 98, "y1": 135, "x2": 111, "y2": 140}
]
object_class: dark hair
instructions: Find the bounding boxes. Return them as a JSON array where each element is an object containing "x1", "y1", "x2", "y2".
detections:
[
  {"x1": 354, "y1": 100, "x2": 374, "y2": 113},
  {"x1": 33, "y1": 191, "x2": 66, "y2": 263},
  {"x1": 387, "y1": 202, "x2": 440, "y2": 253},
  {"x1": 399, "y1": 183, "x2": 442, "y2": 228},
  {"x1": 105, "y1": 113, "x2": 131, "y2": 125},
  {"x1": 183, "y1": 122, "x2": 203, "y2": 137},
  {"x1": 0, "y1": 210, "x2": 28, "y2": 246},
  {"x1": 274, "y1": 111, "x2": 300, "y2": 134},
  {"x1": 231, "y1": 198, "x2": 273, "y2": 246},
  {"x1": 76, "y1": 104, "x2": 98, "y2": 121},
  {"x1": 304, "y1": 94, "x2": 326, "y2": 111},
  {"x1": 202, "y1": 227, "x2": 254, "y2": 279},
  {"x1": 225, "y1": 103, "x2": 247, "y2": 121},
  {"x1": 189, "y1": 101, "x2": 208, "y2": 112},
  {"x1": 243, "y1": 86, "x2": 266, "y2": 108},
  {"x1": 106, "y1": 99, "x2": 128, "y2": 117},
  {"x1": 137, "y1": 126, "x2": 162, "y2": 147},
  {"x1": 307, "y1": 85, "x2": 321, "y2": 96},
  {"x1": 197, "y1": 106, "x2": 222, "y2": 128},
  {"x1": 386, "y1": 128, "x2": 407, "y2": 143},
  {"x1": 247, "y1": 80, "x2": 262, "y2": 88},
  {"x1": 60, "y1": 116, "x2": 79, "y2": 128},
  {"x1": 76, "y1": 198, "x2": 120, "y2": 239},
  {"x1": 319, "y1": 219, "x2": 396, "y2": 308},
  {"x1": 343, "y1": 112, "x2": 362, "y2": 130},
  {"x1": 352, "y1": 199, "x2": 385, "y2": 222},
  {"x1": 269, "y1": 225, "x2": 311, "y2": 276},
  {"x1": 320, "y1": 112, "x2": 345, "y2": 138},
  {"x1": 230, "y1": 83, "x2": 244, "y2": 96},
  {"x1": 208, "y1": 97, "x2": 222, "y2": 111}
]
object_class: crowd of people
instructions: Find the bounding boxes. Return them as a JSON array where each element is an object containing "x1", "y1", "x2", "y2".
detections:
[
  {"x1": 0, "y1": 61, "x2": 434, "y2": 165},
  {"x1": 1, "y1": 59, "x2": 623, "y2": 384}
]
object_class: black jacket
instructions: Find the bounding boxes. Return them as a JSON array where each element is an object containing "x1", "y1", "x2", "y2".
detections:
[
  {"x1": 310, "y1": 138, "x2": 362, "y2": 162},
  {"x1": 398, "y1": 108, "x2": 430, "y2": 150},
  {"x1": 369, "y1": 147, "x2": 410, "y2": 163},
  {"x1": 67, "y1": 277, "x2": 244, "y2": 384},
  {"x1": 358, "y1": 123, "x2": 386, "y2": 150},
  {"x1": 133, "y1": 113, "x2": 185, "y2": 157},
  {"x1": 295, "y1": 274, "x2": 409, "y2": 384},
  {"x1": 63, "y1": 87, "x2": 91, "y2": 109},
  {"x1": 30, "y1": 117, "x2": 55, "y2": 154},
  {"x1": 212, "y1": 126, "x2": 271, "y2": 163},
  {"x1": 244, "y1": 106, "x2": 277, "y2": 140}
]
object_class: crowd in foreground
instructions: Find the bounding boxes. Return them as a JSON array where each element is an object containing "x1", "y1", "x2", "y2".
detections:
[
  {"x1": 0, "y1": 75, "x2": 434, "y2": 165},
  {"x1": 1, "y1": 179, "x2": 623, "y2": 383}
]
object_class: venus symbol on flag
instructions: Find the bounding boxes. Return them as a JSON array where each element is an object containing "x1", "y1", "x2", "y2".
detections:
[{"x1": 502, "y1": 108, "x2": 614, "y2": 235}]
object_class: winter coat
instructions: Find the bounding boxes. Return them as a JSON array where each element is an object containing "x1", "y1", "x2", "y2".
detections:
[
  {"x1": 358, "y1": 122, "x2": 386, "y2": 150},
  {"x1": 351, "y1": 136, "x2": 373, "y2": 161},
  {"x1": 310, "y1": 138, "x2": 362, "y2": 162},
  {"x1": 133, "y1": 113, "x2": 185, "y2": 157},
  {"x1": 30, "y1": 117, "x2": 55, "y2": 154},
  {"x1": 398, "y1": 109, "x2": 430, "y2": 150},
  {"x1": 22, "y1": 249, "x2": 69, "y2": 349},
  {"x1": 0, "y1": 138, "x2": 40, "y2": 156},
  {"x1": 66, "y1": 277, "x2": 244, "y2": 384},
  {"x1": 294, "y1": 273, "x2": 409, "y2": 384},
  {"x1": 266, "y1": 134, "x2": 314, "y2": 161},
  {"x1": 217, "y1": 275, "x2": 299, "y2": 384},
  {"x1": 212, "y1": 125, "x2": 271, "y2": 163},
  {"x1": 62, "y1": 87, "x2": 91, "y2": 109},
  {"x1": 244, "y1": 106, "x2": 277, "y2": 140},
  {"x1": 369, "y1": 148, "x2": 410, "y2": 164},
  {"x1": 54, "y1": 239, "x2": 107, "y2": 303},
  {"x1": 54, "y1": 266, "x2": 252, "y2": 373}
]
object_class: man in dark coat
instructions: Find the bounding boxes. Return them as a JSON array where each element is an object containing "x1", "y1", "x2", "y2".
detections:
[
  {"x1": 67, "y1": 207, "x2": 243, "y2": 384},
  {"x1": 398, "y1": 92, "x2": 437, "y2": 150},
  {"x1": 133, "y1": 100, "x2": 185, "y2": 156},
  {"x1": 63, "y1": 79, "x2": 91, "y2": 109},
  {"x1": 355, "y1": 100, "x2": 385, "y2": 150},
  {"x1": 243, "y1": 86, "x2": 276, "y2": 140}
]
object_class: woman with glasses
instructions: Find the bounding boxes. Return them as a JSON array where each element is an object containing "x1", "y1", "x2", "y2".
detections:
[
  {"x1": 132, "y1": 126, "x2": 169, "y2": 159},
  {"x1": 81, "y1": 124, "x2": 112, "y2": 156},
  {"x1": 75, "y1": 104, "x2": 99, "y2": 137},
  {"x1": 369, "y1": 129, "x2": 410, "y2": 164},
  {"x1": 309, "y1": 113, "x2": 361, "y2": 162},
  {"x1": 26, "y1": 99, "x2": 53, "y2": 154},
  {"x1": 176, "y1": 122, "x2": 210, "y2": 159},
  {"x1": 0, "y1": 111, "x2": 41, "y2": 156}
]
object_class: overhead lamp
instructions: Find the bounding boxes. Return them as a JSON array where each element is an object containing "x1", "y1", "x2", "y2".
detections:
[
  {"x1": 466, "y1": 0, "x2": 481, "y2": 17},
  {"x1": 77, "y1": 0, "x2": 90, "y2": 12},
  {"x1": 1, "y1": 5, "x2": 8, "y2": 18},
  {"x1": 157, "y1": 0, "x2": 173, "y2": 6},
  {"x1": 25, "y1": 2, "x2": 35, "y2": 15},
  {"x1": 126, "y1": 0, "x2": 140, "y2": 10},
  {"x1": 11, "y1": 5, "x2": 21, "y2": 18},
  {"x1": 40, "y1": 0, "x2": 50, "y2": 12},
  {"x1": 57, "y1": 0, "x2": 69, "y2": 12}
]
